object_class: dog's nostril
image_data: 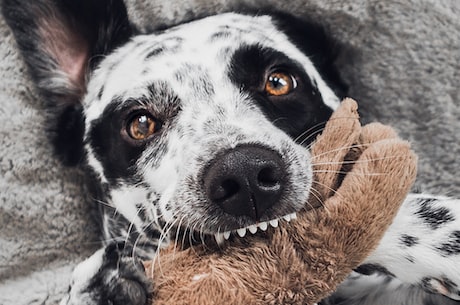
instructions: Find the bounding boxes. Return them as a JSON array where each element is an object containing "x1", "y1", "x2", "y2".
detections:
[
  {"x1": 257, "y1": 167, "x2": 281, "y2": 188},
  {"x1": 213, "y1": 179, "x2": 240, "y2": 202},
  {"x1": 203, "y1": 144, "x2": 286, "y2": 220}
]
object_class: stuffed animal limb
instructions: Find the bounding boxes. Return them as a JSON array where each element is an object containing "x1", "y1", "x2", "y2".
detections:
[{"x1": 144, "y1": 98, "x2": 417, "y2": 305}]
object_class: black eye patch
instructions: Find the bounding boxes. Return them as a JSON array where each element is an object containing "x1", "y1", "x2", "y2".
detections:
[
  {"x1": 227, "y1": 45, "x2": 332, "y2": 144},
  {"x1": 87, "y1": 84, "x2": 181, "y2": 183},
  {"x1": 88, "y1": 99, "x2": 147, "y2": 182}
]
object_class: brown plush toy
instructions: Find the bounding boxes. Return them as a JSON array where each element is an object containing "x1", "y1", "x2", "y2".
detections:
[{"x1": 144, "y1": 98, "x2": 418, "y2": 305}]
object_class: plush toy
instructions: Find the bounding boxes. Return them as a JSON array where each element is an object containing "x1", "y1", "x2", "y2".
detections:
[{"x1": 144, "y1": 98, "x2": 417, "y2": 305}]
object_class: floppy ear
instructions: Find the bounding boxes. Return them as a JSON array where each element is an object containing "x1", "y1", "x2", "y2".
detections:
[
  {"x1": 269, "y1": 12, "x2": 348, "y2": 99},
  {"x1": 2, "y1": 0, "x2": 134, "y2": 165}
]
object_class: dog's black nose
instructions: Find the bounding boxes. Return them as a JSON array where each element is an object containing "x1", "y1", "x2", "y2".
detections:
[{"x1": 203, "y1": 145, "x2": 287, "y2": 220}]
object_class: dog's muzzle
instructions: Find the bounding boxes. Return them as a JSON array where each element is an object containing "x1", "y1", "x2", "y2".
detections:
[{"x1": 203, "y1": 144, "x2": 287, "y2": 221}]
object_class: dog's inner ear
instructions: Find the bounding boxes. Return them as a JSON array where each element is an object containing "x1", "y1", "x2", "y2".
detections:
[
  {"x1": 4, "y1": 0, "x2": 135, "y2": 102},
  {"x1": 3, "y1": 0, "x2": 135, "y2": 165},
  {"x1": 38, "y1": 16, "x2": 90, "y2": 96}
]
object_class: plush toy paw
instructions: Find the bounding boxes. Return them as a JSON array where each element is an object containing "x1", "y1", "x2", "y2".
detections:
[
  {"x1": 61, "y1": 243, "x2": 151, "y2": 305},
  {"x1": 144, "y1": 98, "x2": 417, "y2": 305}
]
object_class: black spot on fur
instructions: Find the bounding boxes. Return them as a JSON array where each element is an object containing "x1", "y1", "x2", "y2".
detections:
[
  {"x1": 219, "y1": 47, "x2": 232, "y2": 59},
  {"x1": 98, "y1": 86, "x2": 105, "y2": 100},
  {"x1": 416, "y1": 198, "x2": 455, "y2": 230},
  {"x1": 145, "y1": 46, "x2": 164, "y2": 59},
  {"x1": 354, "y1": 264, "x2": 395, "y2": 277},
  {"x1": 174, "y1": 64, "x2": 215, "y2": 97},
  {"x1": 228, "y1": 45, "x2": 332, "y2": 144},
  {"x1": 405, "y1": 255, "x2": 415, "y2": 263},
  {"x1": 209, "y1": 31, "x2": 232, "y2": 41},
  {"x1": 436, "y1": 230, "x2": 460, "y2": 256},
  {"x1": 400, "y1": 234, "x2": 419, "y2": 247},
  {"x1": 143, "y1": 225, "x2": 162, "y2": 240},
  {"x1": 136, "y1": 203, "x2": 148, "y2": 223}
]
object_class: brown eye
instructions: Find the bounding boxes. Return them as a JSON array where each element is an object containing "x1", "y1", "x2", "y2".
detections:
[
  {"x1": 127, "y1": 113, "x2": 158, "y2": 140},
  {"x1": 264, "y1": 72, "x2": 297, "y2": 96}
]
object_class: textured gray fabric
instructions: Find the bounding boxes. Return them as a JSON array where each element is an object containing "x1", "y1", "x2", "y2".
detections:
[{"x1": 0, "y1": 1, "x2": 459, "y2": 304}]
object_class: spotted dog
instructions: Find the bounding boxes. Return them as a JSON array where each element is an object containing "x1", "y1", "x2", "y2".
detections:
[{"x1": 3, "y1": 1, "x2": 460, "y2": 305}]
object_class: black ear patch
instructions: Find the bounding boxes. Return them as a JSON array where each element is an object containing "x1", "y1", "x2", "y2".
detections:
[
  {"x1": 52, "y1": 104, "x2": 86, "y2": 166},
  {"x1": 2, "y1": 0, "x2": 135, "y2": 166}
]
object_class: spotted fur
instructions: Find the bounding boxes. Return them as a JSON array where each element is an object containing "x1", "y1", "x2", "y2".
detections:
[{"x1": 3, "y1": 1, "x2": 460, "y2": 305}]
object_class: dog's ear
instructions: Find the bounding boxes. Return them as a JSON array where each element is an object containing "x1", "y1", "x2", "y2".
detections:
[
  {"x1": 269, "y1": 12, "x2": 348, "y2": 99},
  {"x1": 2, "y1": 0, "x2": 135, "y2": 165}
]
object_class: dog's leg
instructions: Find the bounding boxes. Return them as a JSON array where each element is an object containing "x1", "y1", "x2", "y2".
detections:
[
  {"x1": 60, "y1": 243, "x2": 151, "y2": 305},
  {"x1": 321, "y1": 272, "x2": 460, "y2": 305},
  {"x1": 358, "y1": 193, "x2": 460, "y2": 300}
]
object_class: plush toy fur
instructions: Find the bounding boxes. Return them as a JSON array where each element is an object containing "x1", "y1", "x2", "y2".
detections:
[{"x1": 144, "y1": 98, "x2": 417, "y2": 305}]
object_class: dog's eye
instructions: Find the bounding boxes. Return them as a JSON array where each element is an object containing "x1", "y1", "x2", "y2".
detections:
[
  {"x1": 127, "y1": 113, "x2": 159, "y2": 140},
  {"x1": 264, "y1": 72, "x2": 297, "y2": 96}
]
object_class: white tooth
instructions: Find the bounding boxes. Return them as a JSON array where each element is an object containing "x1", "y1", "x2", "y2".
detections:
[
  {"x1": 236, "y1": 228, "x2": 247, "y2": 237},
  {"x1": 214, "y1": 233, "x2": 225, "y2": 245},
  {"x1": 248, "y1": 225, "x2": 257, "y2": 234},
  {"x1": 269, "y1": 219, "x2": 279, "y2": 228},
  {"x1": 223, "y1": 231, "x2": 231, "y2": 240},
  {"x1": 283, "y1": 214, "x2": 291, "y2": 222},
  {"x1": 290, "y1": 213, "x2": 297, "y2": 220},
  {"x1": 258, "y1": 222, "x2": 268, "y2": 231}
]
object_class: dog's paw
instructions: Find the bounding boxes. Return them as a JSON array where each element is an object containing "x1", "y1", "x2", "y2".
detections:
[{"x1": 61, "y1": 243, "x2": 152, "y2": 305}]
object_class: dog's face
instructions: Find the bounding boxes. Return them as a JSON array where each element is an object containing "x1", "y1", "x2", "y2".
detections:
[
  {"x1": 3, "y1": 1, "x2": 344, "y2": 246},
  {"x1": 84, "y1": 13, "x2": 339, "y2": 240}
]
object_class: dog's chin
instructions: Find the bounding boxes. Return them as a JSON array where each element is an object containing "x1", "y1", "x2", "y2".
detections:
[{"x1": 172, "y1": 211, "x2": 298, "y2": 249}]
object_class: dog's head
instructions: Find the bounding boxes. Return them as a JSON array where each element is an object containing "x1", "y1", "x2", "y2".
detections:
[{"x1": 4, "y1": 0, "x2": 345, "y2": 247}]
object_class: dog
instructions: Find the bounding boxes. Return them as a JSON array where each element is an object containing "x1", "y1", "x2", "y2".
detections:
[{"x1": 3, "y1": 1, "x2": 460, "y2": 304}]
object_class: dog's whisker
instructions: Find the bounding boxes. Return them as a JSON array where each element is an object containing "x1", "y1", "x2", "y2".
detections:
[
  {"x1": 123, "y1": 206, "x2": 147, "y2": 262},
  {"x1": 305, "y1": 187, "x2": 325, "y2": 210},
  {"x1": 297, "y1": 116, "x2": 361, "y2": 147},
  {"x1": 301, "y1": 115, "x2": 373, "y2": 148},
  {"x1": 310, "y1": 143, "x2": 369, "y2": 160},
  {"x1": 93, "y1": 198, "x2": 116, "y2": 208},
  {"x1": 172, "y1": 214, "x2": 188, "y2": 261},
  {"x1": 156, "y1": 211, "x2": 182, "y2": 249},
  {"x1": 295, "y1": 123, "x2": 327, "y2": 145},
  {"x1": 311, "y1": 180, "x2": 343, "y2": 199},
  {"x1": 151, "y1": 214, "x2": 183, "y2": 277},
  {"x1": 271, "y1": 116, "x2": 289, "y2": 125},
  {"x1": 313, "y1": 169, "x2": 388, "y2": 177},
  {"x1": 312, "y1": 155, "x2": 399, "y2": 167}
]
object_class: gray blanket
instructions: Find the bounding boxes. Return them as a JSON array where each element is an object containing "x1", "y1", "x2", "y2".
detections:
[{"x1": 1, "y1": 0, "x2": 459, "y2": 304}]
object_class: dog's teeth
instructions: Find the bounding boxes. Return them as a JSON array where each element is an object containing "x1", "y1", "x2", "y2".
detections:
[
  {"x1": 236, "y1": 228, "x2": 247, "y2": 237},
  {"x1": 248, "y1": 225, "x2": 257, "y2": 234},
  {"x1": 258, "y1": 222, "x2": 268, "y2": 231},
  {"x1": 217, "y1": 214, "x2": 298, "y2": 243},
  {"x1": 214, "y1": 233, "x2": 225, "y2": 245}
]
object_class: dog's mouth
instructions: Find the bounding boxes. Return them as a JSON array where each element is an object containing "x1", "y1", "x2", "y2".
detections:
[
  {"x1": 172, "y1": 211, "x2": 299, "y2": 249},
  {"x1": 212, "y1": 212, "x2": 297, "y2": 245}
]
